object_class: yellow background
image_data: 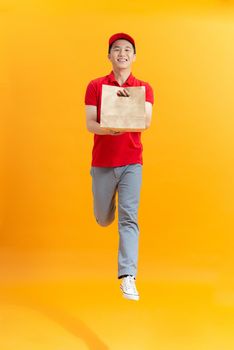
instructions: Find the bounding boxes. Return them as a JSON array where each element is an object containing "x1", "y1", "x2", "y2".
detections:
[{"x1": 1, "y1": 0, "x2": 234, "y2": 349}]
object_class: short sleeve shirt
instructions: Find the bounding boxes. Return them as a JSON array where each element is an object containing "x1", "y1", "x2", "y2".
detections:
[{"x1": 85, "y1": 70, "x2": 154, "y2": 167}]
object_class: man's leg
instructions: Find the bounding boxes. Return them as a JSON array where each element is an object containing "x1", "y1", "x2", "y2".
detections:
[
  {"x1": 90, "y1": 166, "x2": 117, "y2": 227},
  {"x1": 117, "y1": 163, "x2": 142, "y2": 279}
]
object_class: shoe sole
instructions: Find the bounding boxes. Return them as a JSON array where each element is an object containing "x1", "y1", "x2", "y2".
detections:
[{"x1": 120, "y1": 286, "x2": 140, "y2": 301}]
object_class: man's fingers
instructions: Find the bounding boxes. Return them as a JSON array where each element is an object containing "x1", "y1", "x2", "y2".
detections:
[
  {"x1": 117, "y1": 90, "x2": 125, "y2": 96},
  {"x1": 112, "y1": 132, "x2": 124, "y2": 136},
  {"x1": 123, "y1": 88, "x2": 130, "y2": 97},
  {"x1": 117, "y1": 88, "x2": 130, "y2": 97},
  {"x1": 109, "y1": 130, "x2": 124, "y2": 136}
]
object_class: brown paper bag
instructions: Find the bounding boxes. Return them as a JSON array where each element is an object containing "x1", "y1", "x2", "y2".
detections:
[{"x1": 100, "y1": 84, "x2": 146, "y2": 131}]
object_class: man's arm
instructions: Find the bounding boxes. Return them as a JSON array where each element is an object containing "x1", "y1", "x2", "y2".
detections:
[
  {"x1": 145, "y1": 101, "x2": 153, "y2": 130},
  {"x1": 85, "y1": 105, "x2": 109, "y2": 135},
  {"x1": 85, "y1": 105, "x2": 123, "y2": 136}
]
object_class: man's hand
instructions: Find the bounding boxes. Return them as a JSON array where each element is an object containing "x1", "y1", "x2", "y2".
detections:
[
  {"x1": 117, "y1": 88, "x2": 130, "y2": 97},
  {"x1": 109, "y1": 130, "x2": 125, "y2": 136}
]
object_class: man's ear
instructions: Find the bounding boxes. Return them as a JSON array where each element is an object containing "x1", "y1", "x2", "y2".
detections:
[
  {"x1": 133, "y1": 54, "x2": 136, "y2": 62},
  {"x1": 107, "y1": 54, "x2": 111, "y2": 61}
]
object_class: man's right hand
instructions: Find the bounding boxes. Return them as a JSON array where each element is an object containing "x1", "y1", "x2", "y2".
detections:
[
  {"x1": 109, "y1": 130, "x2": 125, "y2": 136},
  {"x1": 117, "y1": 88, "x2": 130, "y2": 97}
]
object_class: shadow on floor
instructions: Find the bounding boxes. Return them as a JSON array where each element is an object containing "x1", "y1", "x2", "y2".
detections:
[{"x1": 0, "y1": 291, "x2": 109, "y2": 350}]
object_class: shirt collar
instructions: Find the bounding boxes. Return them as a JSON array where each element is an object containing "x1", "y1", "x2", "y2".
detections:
[{"x1": 108, "y1": 70, "x2": 134, "y2": 86}]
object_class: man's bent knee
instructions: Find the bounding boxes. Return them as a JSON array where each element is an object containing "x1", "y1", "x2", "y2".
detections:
[{"x1": 95, "y1": 216, "x2": 115, "y2": 227}]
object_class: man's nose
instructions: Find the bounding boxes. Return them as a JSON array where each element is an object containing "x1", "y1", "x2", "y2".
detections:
[{"x1": 118, "y1": 49, "x2": 125, "y2": 55}]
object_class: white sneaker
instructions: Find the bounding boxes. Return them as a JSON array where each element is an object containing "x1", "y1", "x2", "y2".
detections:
[{"x1": 120, "y1": 275, "x2": 140, "y2": 301}]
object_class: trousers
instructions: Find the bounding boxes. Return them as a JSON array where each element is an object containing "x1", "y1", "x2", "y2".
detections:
[{"x1": 90, "y1": 163, "x2": 143, "y2": 279}]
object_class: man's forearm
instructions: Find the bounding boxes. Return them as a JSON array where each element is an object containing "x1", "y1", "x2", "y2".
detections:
[{"x1": 87, "y1": 120, "x2": 111, "y2": 135}]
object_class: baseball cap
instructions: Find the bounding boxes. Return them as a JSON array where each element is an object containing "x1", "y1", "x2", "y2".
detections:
[{"x1": 108, "y1": 33, "x2": 136, "y2": 53}]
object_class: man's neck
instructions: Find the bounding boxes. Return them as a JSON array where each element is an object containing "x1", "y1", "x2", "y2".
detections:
[{"x1": 112, "y1": 68, "x2": 131, "y2": 86}]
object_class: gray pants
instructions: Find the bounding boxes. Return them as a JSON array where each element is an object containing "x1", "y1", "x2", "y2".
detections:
[{"x1": 90, "y1": 163, "x2": 142, "y2": 279}]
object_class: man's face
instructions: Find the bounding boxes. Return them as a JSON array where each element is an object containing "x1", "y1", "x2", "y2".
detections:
[{"x1": 108, "y1": 39, "x2": 136, "y2": 69}]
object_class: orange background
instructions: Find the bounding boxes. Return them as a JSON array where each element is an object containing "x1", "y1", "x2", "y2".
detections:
[{"x1": 1, "y1": 1, "x2": 234, "y2": 349}]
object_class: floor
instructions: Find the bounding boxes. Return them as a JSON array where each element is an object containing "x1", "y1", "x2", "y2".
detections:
[{"x1": 1, "y1": 250, "x2": 234, "y2": 350}]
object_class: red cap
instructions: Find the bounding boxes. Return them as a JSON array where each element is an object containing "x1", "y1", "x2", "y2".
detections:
[{"x1": 108, "y1": 33, "x2": 136, "y2": 52}]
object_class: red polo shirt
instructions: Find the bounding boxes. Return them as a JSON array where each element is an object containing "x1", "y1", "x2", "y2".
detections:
[{"x1": 85, "y1": 70, "x2": 154, "y2": 167}]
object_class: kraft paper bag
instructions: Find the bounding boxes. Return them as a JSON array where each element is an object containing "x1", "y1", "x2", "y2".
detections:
[{"x1": 100, "y1": 84, "x2": 146, "y2": 132}]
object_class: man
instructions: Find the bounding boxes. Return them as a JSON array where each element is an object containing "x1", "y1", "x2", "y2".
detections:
[{"x1": 85, "y1": 32, "x2": 154, "y2": 301}]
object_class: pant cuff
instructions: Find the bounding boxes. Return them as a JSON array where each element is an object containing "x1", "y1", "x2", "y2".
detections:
[{"x1": 118, "y1": 270, "x2": 137, "y2": 279}]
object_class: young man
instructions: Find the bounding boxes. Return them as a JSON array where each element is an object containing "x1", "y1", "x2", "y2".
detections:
[{"x1": 85, "y1": 33, "x2": 154, "y2": 301}]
